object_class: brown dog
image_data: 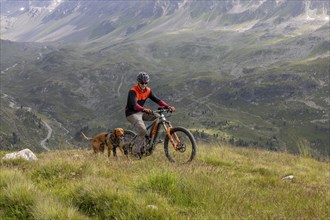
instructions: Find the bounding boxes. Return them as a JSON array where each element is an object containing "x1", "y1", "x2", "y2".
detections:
[{"x1": 81, "y1": 128, "x2": 127, "y2": 159}]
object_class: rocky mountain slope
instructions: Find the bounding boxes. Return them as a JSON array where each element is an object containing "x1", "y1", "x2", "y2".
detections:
[
  {"x1": 0, "y1": 0, "x2": 329, "y2": 158},
  {"x1": 1, "y1": 0, "x2": 329, "y2": 43}
]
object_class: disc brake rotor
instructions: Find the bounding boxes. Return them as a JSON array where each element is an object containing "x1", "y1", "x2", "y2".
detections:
[{"x1": 176, "y1": 142, "x2": 186, "y2": 152}]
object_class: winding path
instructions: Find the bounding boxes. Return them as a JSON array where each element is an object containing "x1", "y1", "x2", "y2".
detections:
[{"x1": 40, "y1": 120, "x2": 52, "y2": 151}]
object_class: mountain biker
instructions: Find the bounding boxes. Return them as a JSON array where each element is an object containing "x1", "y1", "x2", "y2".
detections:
[{"x1": 125, "y1": 71, "x2": 175, "y2": 157}]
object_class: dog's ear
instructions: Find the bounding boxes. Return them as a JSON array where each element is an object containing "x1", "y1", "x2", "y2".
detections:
[{"x1": 114, "y1": 128, "x2": 119, "y2": 138}]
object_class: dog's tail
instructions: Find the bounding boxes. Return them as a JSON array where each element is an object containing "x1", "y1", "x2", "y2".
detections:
[{"x1": 81, "y1": 132, "x2": 93, "y2": 141}]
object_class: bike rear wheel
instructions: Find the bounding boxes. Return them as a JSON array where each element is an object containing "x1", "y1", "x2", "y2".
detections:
[{"x1": 164, "y1": 127, "x2": 196, "y2": 163}]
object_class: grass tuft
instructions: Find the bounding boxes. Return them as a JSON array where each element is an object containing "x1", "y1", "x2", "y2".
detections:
[
  {"x1": 70, "y1": 183, "x2": 165, "y2": 219},
  {"x1": 203, "y1": 156, "x2": 234, "y2": 167},
  {"x1": 0, "y1": 171, "x2": 37, "y2": 219},
  {"x1": 138, "y1": 170, "x2": 197, "y2": 207},
  {"x1": 30, "y1": 160, "x2": 86, "y2": 187},
  {"x1": 32, "y1": 196, "x2": 88, "y2": 220}
]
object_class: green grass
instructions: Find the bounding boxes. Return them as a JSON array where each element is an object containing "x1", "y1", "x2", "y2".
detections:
[{"x1": 0, "y1": 144, "x2": 329, "y2": 219}]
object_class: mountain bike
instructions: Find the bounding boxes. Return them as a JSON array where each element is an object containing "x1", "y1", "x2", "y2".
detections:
[{"x1": 123, "y1": 108, "x2": 197, "y2": 163}]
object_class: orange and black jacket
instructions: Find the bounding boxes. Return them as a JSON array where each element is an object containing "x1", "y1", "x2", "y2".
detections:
[{"x1": 125, "y1": 85, "x2": 168, "y2": 117}]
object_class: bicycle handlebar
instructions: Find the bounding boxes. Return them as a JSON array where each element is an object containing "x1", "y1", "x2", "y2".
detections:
[{"x1": 151, "y1": 107, "x2": 173, "y2": 115}]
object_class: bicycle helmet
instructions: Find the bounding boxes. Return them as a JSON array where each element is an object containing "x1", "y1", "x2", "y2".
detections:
[{"x1": 137, "y1": 72, "x2": 150, "y2": 83}]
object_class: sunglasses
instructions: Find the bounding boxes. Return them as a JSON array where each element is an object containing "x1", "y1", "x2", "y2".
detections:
[{"x1": 139, "y1": 81, "x2": 148, "y2": 85}]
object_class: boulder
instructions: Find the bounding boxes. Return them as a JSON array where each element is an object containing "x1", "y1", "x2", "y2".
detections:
[
  {"x1": 146, "y1": 205, "x2": 158, "y2": 210},
  {"x1": 281, "y1": 175, "x2": 294, "y2": 181},
  {"x1": 2, "y1": 148, "x2": 38, "y2": 161}
]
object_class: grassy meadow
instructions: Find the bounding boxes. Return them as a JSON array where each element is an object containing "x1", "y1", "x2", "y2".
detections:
[{"x1": 0, "y1": 143, "x2": 329, "y2": 219}]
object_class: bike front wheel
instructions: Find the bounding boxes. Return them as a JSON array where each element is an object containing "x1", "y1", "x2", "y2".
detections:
[{"x1": 164, "y1": 127, "x2": 197, "y2": 163}]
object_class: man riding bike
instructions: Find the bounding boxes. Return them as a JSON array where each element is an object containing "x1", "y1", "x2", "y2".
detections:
[{"x1": 125, "y1": 72, "x2": 175, "y2": 157}]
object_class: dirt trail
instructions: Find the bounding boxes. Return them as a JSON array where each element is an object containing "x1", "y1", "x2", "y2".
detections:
[{"x1": 40, "y1": 120, "x2": 51, "y2": 151}]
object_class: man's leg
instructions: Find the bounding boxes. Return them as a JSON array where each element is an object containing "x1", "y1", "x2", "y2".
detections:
[
  {"x1": 142, "y1": 113, "x2": 158, "y2": 122},
  {"x1": 142, "y1": 113, "x2": 158, "y2": 155},
  {"x1": 126, "y1": 112, "x2": 147, "y2": 155}
]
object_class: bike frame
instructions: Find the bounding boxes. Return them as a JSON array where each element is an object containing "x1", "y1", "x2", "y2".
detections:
[
  {"x1": 146, "y1": 109, "x2": 181, "y2": 152},
  {"x1": 124, "y1": 108, "x2": 197, "y2": 163}
]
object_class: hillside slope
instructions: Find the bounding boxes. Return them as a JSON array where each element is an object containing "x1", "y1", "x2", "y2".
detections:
[
  {"x1": 0, "y1": 92, "x2": 75, "y2": 152},
  {"x1": 0, "y1": 145, "x2": 329, "y2": 219},
  {"x1": 0, "y1": 0, "x2": 329, "y2": 158},
  {"x1": 1, "y1": 28, "x2": 329, "y2": 158},
  {"x1": 0, "y1": 94, "x2": 47, "y2": 151}
]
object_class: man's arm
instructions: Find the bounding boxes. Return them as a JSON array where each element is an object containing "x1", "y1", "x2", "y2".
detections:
[
  {"x1": 149, "y1": 91, "x2": 167, "y2": 106},
  {"x1": 149, "y1": 90, "x2": 175, "y2": 111}
]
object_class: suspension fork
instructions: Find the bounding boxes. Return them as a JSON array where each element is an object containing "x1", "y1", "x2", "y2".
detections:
[{"x1": 163, "y1": 122, "x2": 180, "y2": 150}]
